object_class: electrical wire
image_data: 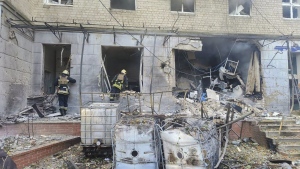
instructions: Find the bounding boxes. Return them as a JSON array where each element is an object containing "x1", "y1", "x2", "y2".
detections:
[
  {"x1": 171, "y1": 12, "x2": 180, "y2": 31},
  {"x1": 250, "y1": 0, "x2": 286, "y2": 36}
]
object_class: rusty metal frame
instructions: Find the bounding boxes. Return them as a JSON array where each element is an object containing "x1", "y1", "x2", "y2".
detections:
[{"x1": 45, "y1": 22, "x2": 62, "y2": 42}]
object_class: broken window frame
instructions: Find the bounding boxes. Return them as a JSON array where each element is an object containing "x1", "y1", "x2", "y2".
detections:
[
  {"x1": 171, "y1": 0, "x2": 195, "y2": 13},
  {"x1": 110, "y1": 0, "x2": 136, "y2": 10},
  {"x1": 228, "y1": 0, "x2": 251, "y2": 16},
  {"x1": 44, "y1": 0, "x2": 73, "y2": 6},
  {"x1": 282, "y1": 0, "x2": 300, "y2": 19}
]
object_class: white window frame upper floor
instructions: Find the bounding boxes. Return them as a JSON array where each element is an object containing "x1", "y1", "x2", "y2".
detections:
[
  {"x1": 282, "y1": 0, "x2": 300, "y2": 19},
  {"x1": 171, "y1": 0, "x2": 195, "y2": 13},
  {"x1": 44, "y1": 0, "x2": 73, "y2": 6},
  {"x1": 110, "y1": 0, "x2": 136, "y2": 10},
  {"x1": 229, "y1": 0, "x2": 251, "y2": 16}
]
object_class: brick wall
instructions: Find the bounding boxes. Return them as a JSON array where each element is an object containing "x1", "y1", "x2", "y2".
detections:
[
  {"x1": 26, "y1": 0, "x2": 300, "y2": 36},
  {"x1": 11, "y1": 137, "x2": 81, "y2": 169},
  {"x1": 229, "y1": 121, "x2": 268, "y2": 148},
  {"x1": 0, "y1": 122, "x2": 80, "y2": 138},
  {"x1": 2, "y1": 0, "x2": 37, "y2": 19}
]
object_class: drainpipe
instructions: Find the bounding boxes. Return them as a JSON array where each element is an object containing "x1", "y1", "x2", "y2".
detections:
[{"x1": 79, "y1": 32, "x2": 87, "y2": 106}]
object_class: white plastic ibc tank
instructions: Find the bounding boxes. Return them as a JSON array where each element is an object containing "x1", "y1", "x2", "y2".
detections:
[
  {"x1": 81, "y1": 102, "x2": 119, "y2": 146},
  {"x1": 161, "y1": 129, "x2": 207, "y2": 169},
  {"x1": 113, "y1": 117, "x2": 159, "y2": 169}
]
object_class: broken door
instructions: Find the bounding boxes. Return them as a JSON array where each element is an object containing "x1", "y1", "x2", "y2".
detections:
[
  {"x1": 101, "y1": 46, "x2": 142, "y2": 92},
  {"x1": 43, "y1": 44, "x2": 71, "y2": 94}
]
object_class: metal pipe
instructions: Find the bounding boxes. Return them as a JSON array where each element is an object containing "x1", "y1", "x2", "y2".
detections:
[
  {"x1": 8, "y1": 21, "x2": 300, "y2": 40},
  {"x1": 217, "y1": 111, "x2": 255, "y2": 130},
  {"x1": 138, "y1": 94, "x2": 142, "y2": 114},
  {"x1": 149, "y1": 35, "x2": 157, "y2": 114},
  {"x1": 79, "y1": 32, "x2": 87, "y2": 106},
  {"x1": 60, "y1": 47, "x2": 65, "y2": 66},
  {"x1": 150, "y1": 34, "x2": 156, "y2": 94},
  {"x1": 287, "y1": 40, "x2": 294, "y2": 112},
  {"x1": 158, "y1": 92, "x2": 163, "y2": 113}
]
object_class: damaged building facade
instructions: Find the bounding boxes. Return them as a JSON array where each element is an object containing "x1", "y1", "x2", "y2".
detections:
[{"x1": 0, "y1": 0, "x2": 300, "y2": 116}]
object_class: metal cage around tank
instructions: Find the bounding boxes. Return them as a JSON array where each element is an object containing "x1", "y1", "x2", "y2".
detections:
[
  {"x1": 80, "y1": 102, "x2": 120, "y2": 155},
  {"x1": 112, "y1": 116, "x2": 163, "y2": 169}
]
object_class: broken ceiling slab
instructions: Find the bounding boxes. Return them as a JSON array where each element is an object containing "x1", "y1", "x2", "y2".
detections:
[{"x1": 174, "y1": 39, "x2": 203, "y2": 51}]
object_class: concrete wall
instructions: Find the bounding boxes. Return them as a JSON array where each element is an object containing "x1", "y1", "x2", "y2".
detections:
[
  {"x1": 29, "y1": 0, "x2": 300, "y2": 36},
  {"x1": 0, "y1": 5, "x2": 33, "y2": 116},
  {"x1": 260, "y1": 40, "x2": 290, "y2": 114}
]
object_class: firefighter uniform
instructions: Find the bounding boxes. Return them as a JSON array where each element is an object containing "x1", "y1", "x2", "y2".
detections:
[
  {"x1": 54, "y1": 70, "x2": 76, "y2": 116},
  {"x1": 110, "y1": 69, "x2": 128, "y2": 101}
]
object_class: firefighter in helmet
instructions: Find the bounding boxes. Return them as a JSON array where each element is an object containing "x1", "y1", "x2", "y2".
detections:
[
  {"x1": 54, "y1": 70, "x2": 76, "y2": 116},
  {"x1": 110, "y1": 69, "x2": 128, "y2": 101}
]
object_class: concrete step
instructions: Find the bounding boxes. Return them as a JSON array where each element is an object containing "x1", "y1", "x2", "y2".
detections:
[
  {"x1": 278, "y1": 149, "x2": 300, "y2": 157},
  {"x1": 271, "y1": 136, "x2": 300, "y2": 144},
  {"x1": 278, "y1": 144, "x2": 300, "y2": 150},
  {"x1": 258, "y1": 118, "x2": 300, "y2": 157},
  {"x1": 258, "y1": 119, "x2": 298, "y2": 125},
  {"x1": 265, "y1": 131, "x2": 300, "y2": 137},
  {"x1": 259, "y1": 125, "x2": 300, "y2": 131}
]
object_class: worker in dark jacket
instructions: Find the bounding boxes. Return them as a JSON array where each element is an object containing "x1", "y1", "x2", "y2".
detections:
[
  {"x1": 54, "y1": 70, "x2": 76, "y2": 116},
  {"x1": 0, "y1": 149, "x2": 17, "y2": 169},
  {"x1": 110, "y1": 69, "x2": 128, "y2": 101}
]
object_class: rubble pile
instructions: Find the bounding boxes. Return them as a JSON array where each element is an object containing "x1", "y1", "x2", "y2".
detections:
[
  {"x1": 23, "y1": 144, "x2": 112, "y2": 169},
  {"x1": 1, "y1": 111, "x2": 81, "y2": 124},
  {"x1": 0, "y1": 135, "x2": 76, "y2": 155},
  {"x1": 177, "y1": 96, "x2": 262, "y2": 125},
  {"x1": 220, "y1": 139, "x2": 299, "y2": 168}
]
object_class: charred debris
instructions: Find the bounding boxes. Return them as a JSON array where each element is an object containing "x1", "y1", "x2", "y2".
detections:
[{"x1": 1, "y1": 38, "x2": 282, "y2": 168}]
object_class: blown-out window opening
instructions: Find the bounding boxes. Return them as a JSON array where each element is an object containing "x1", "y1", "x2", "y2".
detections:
[
  {"x1": 44, "y1": 0, "x2": 73, "y2": 5},
  {"x1": 171, "y1": 0, "x2": 195, "y2": 13},
  {"x1": 111, "y1": 0, "x2": 136, "y2": 10},
  {"x1": 229, "y1": 0, "x2": 251, "y2": 16}
]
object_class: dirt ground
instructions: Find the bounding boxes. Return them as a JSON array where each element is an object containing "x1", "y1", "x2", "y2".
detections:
[
  {"x1": 19, "y1": 140, "x2": 299, "y2": 169},
  {"x1": 23, "y1": 144, "x2": 112, "y2": 169},
  {"x1": 220, "y1": 141, "x2": 299, "y2": 168}
]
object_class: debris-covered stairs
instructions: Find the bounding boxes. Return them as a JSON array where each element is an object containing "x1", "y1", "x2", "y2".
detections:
[{"x1": 258, "y1": 117, "x2": 300, "y2": 157}]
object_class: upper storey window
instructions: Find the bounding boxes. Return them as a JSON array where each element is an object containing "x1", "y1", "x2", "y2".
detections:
[
  {"x1": 111, "y1": 0, "x2": 135, "y2": 10},
  {"x1": 283, "y1": 0, "x2": 300, "y2": 19},
  {"x1": 171, "y1": 0, "x2": 195, "y2": 13},
  {"x1": 229, "y1": 0, "x2": 251, "y2": 16},
  {"x1": 45, "y1": 0, "x2": 73, "y2": 5}
]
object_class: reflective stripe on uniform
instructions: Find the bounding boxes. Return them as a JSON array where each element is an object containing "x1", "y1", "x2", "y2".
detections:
[{"x1": 60, "y1": 106, "x2": 67, "y2": 110}]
